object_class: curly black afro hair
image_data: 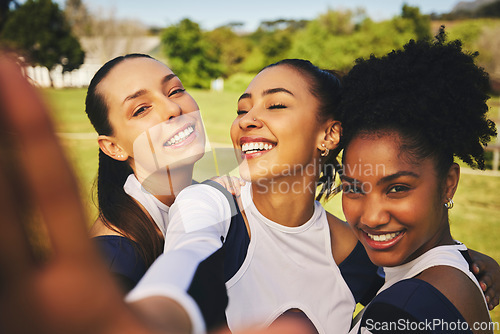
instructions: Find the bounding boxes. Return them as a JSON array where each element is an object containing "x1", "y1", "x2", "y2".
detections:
[{"x1": 339, "y1": 27, "x2": 497, "y2": 173}]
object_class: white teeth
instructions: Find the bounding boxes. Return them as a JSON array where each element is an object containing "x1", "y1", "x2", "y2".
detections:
[
  {"x1": 241, "y1": 142, "x2": 275, "y2": 154},
  {"x1": 367, "y1": 231, "x2": 401, "y2": 242},
  {"x1": 164, "y1": 125, "x2": 194, "y2": 146}
]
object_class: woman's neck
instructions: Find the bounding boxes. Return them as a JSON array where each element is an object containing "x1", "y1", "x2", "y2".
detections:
[
  {"x1": 138, "y1": 165, "x2": 194, "y2": 207},
  {"x1": 250, "y1": 174, "x2": 318, "y2": 228}
]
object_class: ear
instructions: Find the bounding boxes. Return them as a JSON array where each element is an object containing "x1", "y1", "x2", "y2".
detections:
[
  {"x1": 442, "y1": 163, "x2": 460, "y2": 204},
  {"x1": 98, "y1": 135, "x2": 129, "y2": 161},
  {"x1": 317, "y1": 120, "x2": 342, "y2": 152}
]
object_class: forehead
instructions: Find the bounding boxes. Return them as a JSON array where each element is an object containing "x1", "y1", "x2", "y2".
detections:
[
  {"x1": 97, "y1": 57, "x2": 174, "y2": 100},
  {"x1": 245, "y1": 65, "x2": 311, "y2": 95},
  {"x1": 343, "y1": 133, "x2": 418, "y2": 177}
]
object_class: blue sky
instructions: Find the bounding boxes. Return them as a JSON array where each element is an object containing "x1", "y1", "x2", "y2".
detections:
[{"x1": 51, "y1": 0, "x2": 461, "y2": 30}]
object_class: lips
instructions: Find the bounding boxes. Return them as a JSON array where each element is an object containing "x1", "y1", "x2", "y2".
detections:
[
  {"x1": 163, "y1": 124, "x2": 196, "y2": 148},
  {"x1": 361, "y1": 229, "x2": 406, "y2": 250}
]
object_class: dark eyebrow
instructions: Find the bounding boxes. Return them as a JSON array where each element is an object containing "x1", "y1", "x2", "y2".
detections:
[
  {"x1": 340, "y1": 171, "x2": 419, "y2": 185},
  {"x1": 339, "y1": 174, "x2": 356, "y2": 183},
  {"x1": 162, "y1": 73, "x2": 177, "y2": 85},
  {"x1": 238, "y1": 87, "x2": 294, "y2": 103},
  {"x1": 376, "y1": 171, "x2": 419, "y2": 186},
  {"x1": 123, "y1": 89, "x2": 148, "y2": 104},
  {"x1": 262, "y1": 87, "x2": 294, "y2": 97},
  {"x1": 123, "y1": 74, "x2": 178, "y2": 104},
  {"x1": 238, "y1": 92, "x2": 251, "y2": 102}
]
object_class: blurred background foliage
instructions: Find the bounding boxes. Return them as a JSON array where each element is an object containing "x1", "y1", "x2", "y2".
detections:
[{"x1": 2, "y1": 0, "x2": 500, "y2": 90}]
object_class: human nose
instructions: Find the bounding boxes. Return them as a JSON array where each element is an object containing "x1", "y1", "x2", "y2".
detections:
[
  {"x1": 360, "y1": 196, "x2": 390, "y2": 229},
  {"x1": 157, "y1": 95, "x2": 182, "y2": 121},
  {"x1": 238, "y1": 108, "x2": 263, "y2": 130}
]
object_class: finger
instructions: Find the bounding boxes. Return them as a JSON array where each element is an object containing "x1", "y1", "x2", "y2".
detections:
[
  {"x1": 485, "y1": 286, "x2": 495, "y2": 306},
  {"x1": 479, "y1": 274, "x2": 492, "y2": 292},
  {"x1": 490, "y1": 296, "x2": 499, "y2": 310},
  {"x1": 229, "y1": 177, "x2": 242, "y2": 197},
  {"x1": 0, "y1": 139, "x2": 35, "y2": 279},
  {"x1": 471, "y1": 261, "x2": 483, "y2": 275},
  {"x1": 0, "y1": 56, "x2": 92, "y2": 258}
]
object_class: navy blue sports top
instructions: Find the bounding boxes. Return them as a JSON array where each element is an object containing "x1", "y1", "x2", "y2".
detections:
[{"x1": 94, "y1": 235, "x2": 147, "y2": 292}]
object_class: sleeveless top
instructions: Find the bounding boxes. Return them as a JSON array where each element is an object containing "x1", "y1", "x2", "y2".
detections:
[
  {"x1": 94, "y1": 174, "x2": 170, "y2": 291},
  {"x1": 225, "y1": 182, "x2": 357, "y2": 333},
  {"x1": 350, "y1": 243, "x2": 490, "y2": 334}
]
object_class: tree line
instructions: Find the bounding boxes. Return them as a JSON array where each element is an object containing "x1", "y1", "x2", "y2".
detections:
[{"x1": 1, "y1": 0, "x2": 499, "y2": 90}]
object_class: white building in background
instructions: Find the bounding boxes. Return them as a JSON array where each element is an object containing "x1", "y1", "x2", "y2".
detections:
[{"x1": 26, "y1": 36, "x2": 161, "y2": 88}]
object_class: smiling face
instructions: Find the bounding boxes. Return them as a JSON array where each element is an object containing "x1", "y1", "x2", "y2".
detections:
[
  {"x1": 230, "y1": 65, "x2": 327, "y2": 184},
  {"x1": 341, "y1": 131, "x2": 452, "y2": 267},
  {"x1": 96, "y1": 57, "x2": 205, "y2": 177}
]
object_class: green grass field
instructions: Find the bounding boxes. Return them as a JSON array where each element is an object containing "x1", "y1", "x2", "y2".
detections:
[{"x1": 43, "y1": 88, "x2": 500, "y2": 324}]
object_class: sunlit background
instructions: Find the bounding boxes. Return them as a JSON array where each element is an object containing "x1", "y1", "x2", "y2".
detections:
[{"x1": 1, "y1": 0, "x2": 499, "y2": 324}]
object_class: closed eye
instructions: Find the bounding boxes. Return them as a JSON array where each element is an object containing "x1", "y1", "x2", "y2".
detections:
[
  {"x1": 237, "y1": 109, "x2": 248, "y2": 115},
  {"x1": 268, "y1": 103, "x2": 286, "y2": 109}
]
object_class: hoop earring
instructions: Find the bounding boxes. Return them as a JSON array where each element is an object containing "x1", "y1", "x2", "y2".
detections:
[
  {"x1": 444, "y1": 198, "x2": 454, "y2": 209},
  {"x1": 321, "y1": 143, "x2": 329, "y2": 157}
]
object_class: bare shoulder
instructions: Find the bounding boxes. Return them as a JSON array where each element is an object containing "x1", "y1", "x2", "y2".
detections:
[
  {"x1": 89, "y1": 217, "x2": 123, "y2": 237},
  {"x1": 417, "y1": 266, "x2": 491, "y2": 333},
  {"x1": 326, "y1": 211, "x2": 358, "y2": 265}
]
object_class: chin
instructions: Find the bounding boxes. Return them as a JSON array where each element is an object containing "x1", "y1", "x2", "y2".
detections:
[{"x1": 364, "y1": 248, "x2": 408, "y2": 268}]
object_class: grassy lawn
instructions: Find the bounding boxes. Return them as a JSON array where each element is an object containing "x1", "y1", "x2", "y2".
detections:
[{"x1": 44, "y1": 87, "x2": 500, "y2": 323}]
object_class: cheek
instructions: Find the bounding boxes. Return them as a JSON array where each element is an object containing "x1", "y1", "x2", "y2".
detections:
[
  {"x1": 342, "y1": 196, "x2": 361, "y2": 227},
  {"x1": 183, "y1": 95, "x2": 199, "y2": 111},
  {"x1": 390, "y1": 194, "x2": 438, "y2": 227},
  {"x1": 230, "y1": 119, "x2": 240, "y2": 145}
]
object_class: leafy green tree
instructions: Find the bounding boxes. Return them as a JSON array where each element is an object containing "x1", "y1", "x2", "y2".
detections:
[
  {"x1": 288, "y1": 6, "x2": 428, "y2": 71},
  {"x1": 1, "y1": 0, "x2": 84, "y2": 86},
  {"x1": 245, "y1": 19, "x2": 305, "y2": 71},
  {"x1": 401, "y1": 4, "x2": 431, "y2": 40},
  {"x1": 162, "y1": 18, "x2": 222, "y2": 88},
  {"x1": 0, "y1": 0, "x2": 17, "y2": 31},
  {"x1": 205, "y1": 25, "x2": 251, "y2": 76}
]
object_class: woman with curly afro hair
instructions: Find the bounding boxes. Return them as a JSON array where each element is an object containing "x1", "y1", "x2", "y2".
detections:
[{"x1": 340, "y1": 28, "x2": 496, "y2": 334}]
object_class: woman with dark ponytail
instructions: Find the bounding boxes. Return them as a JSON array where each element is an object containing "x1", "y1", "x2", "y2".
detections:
[{"x1": 85, "y1": 54, "x2": 206, "y2": 292}]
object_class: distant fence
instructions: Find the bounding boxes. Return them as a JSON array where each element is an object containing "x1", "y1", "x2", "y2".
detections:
[{"x1": 25, "y1": 63, "x2": 101, "y2": 88}]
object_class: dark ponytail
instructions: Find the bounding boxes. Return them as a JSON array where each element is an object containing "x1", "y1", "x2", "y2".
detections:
[
  {"x1": 85, "y1": 54, "x2": 163, "y2": 267},
  {"x1": 262, "y1": 59, "x2": 344, "y2": 201}
]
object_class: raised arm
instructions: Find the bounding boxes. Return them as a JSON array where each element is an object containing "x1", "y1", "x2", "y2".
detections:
[
  {"x1": 0, "y1": 54, "x2": 151, "y2": 334},
  {"x1": 128, "y1": 184, "x2": 234, "y2": 333}
]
